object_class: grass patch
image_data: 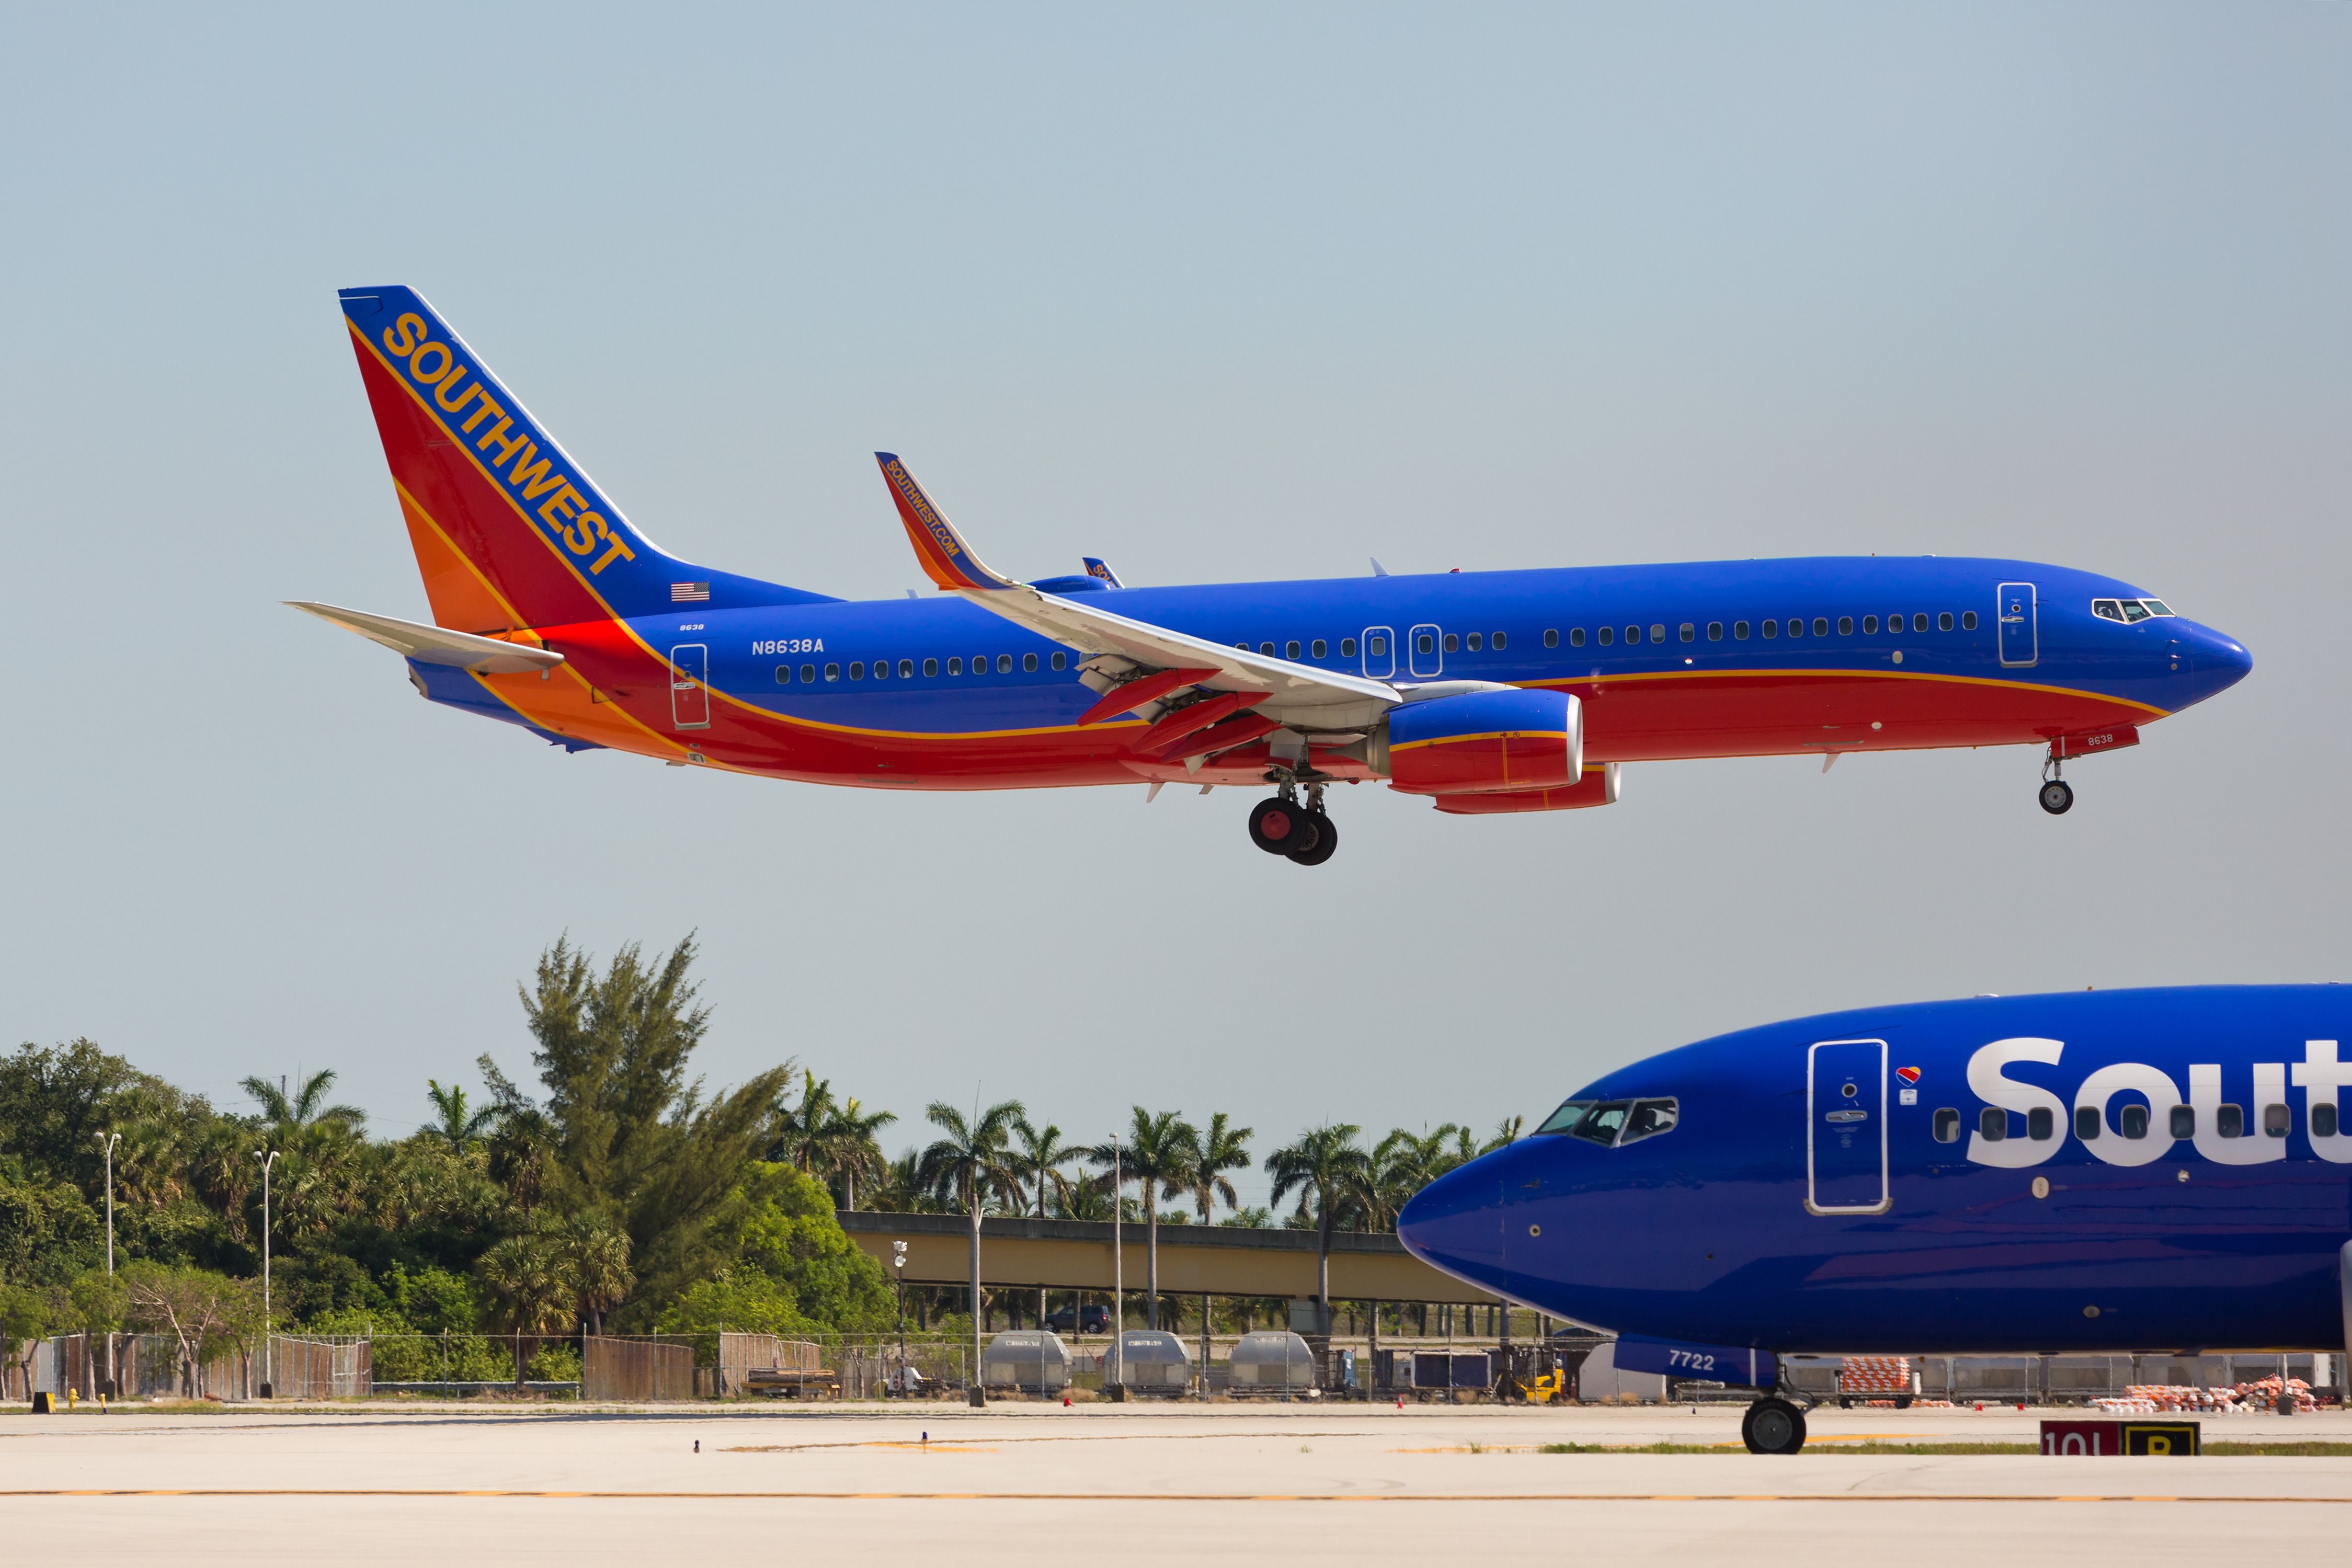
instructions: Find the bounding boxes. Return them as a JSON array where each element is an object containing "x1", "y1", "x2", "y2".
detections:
[{"x1": 2205, "y1": 1441, "x2": 2352, "y2": 1457}]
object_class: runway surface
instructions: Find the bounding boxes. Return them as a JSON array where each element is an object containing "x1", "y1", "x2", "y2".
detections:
[{"x1": 4, "y1": 1400, "x2": 2347, "y2": 1562}]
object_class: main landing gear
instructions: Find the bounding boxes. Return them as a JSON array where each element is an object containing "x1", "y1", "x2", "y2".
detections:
[
  {"x1": 2039, "y1": 748, "x2": 2074, "y2": 816},
  {"x1": 1248, "y1": 782, "x2": 1338, "y2": 866},
  {"x1": 1740, "y1": 1395, "x2": 1808, "y2": 1455}
]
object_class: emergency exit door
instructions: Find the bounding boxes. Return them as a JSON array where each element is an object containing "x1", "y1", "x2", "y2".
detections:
[
  {"x1": 1807, "y1": 1038, "x2": 1889, "y2": 1215},
  {"x1": 669, "y1": 644, "x2": 710, "y2": 730},
  {"x1": 1996, "y1": 582, "x2": 2037, "y2": 667}
]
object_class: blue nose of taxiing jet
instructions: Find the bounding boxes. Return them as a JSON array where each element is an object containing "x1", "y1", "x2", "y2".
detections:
[
  {"x1": 1396, "y1": 1154, "x2": 1513, "y2": 1292},
  {"x1": 2173, "y1": 621, "x2": 2253, "y2": 709}
]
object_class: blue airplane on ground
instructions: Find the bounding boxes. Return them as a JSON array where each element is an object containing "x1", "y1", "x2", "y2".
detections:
[
  {"x1": 302, "y1": 286, "x2": 2251, "y2": 861},
  {"x1": 1397, "y1": 985, "x2": 2352, "y2": 1452}
]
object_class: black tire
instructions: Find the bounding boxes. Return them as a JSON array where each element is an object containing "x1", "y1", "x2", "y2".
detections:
[
  {"x1": 1894, "y1": 1394, "x2": 1914, "y2": 1410},
  {"x1": 2039, "y1": 780, "x2": 2074, "y2": 815},
  {"x1": 1741, "y1": 1396, "x2": 1807, "y2": 1455},
  {"x1": 1249, "y1": 797, "x2": 1307, "y2": 854},
  {"x1": 1836, "y1": 1394, "x2": 1852, "y2": 1410},
  {"x1": 1288, "y1": 811, "x2": 1339, "y2": 865}
]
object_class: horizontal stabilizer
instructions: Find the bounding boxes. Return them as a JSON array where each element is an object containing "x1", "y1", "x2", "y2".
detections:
[{"x1": 288, "y1": 601, "x2": 566, "y2": 674}]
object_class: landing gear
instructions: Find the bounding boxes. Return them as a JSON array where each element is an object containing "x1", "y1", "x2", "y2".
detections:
[
  {"x1": 1741, "y1": 1395, "x2": 1808, "y2": 1455},
  {"x1": 2039, "y1": 747, "x2": 2074, "y2": 815},
  {"x1": 1247, "y1": 783, "x2": 1340, "y2": 865}
]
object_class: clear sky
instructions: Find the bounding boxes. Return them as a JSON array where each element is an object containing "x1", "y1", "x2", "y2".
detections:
[{"x1": 3, "y1": 4, "x2": 2346, "y2": 1210}]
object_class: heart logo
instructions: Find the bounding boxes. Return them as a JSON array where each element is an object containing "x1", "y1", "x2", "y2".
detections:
[{"x1": 1896, "y1": 1066, "x2": 1921, "y2": 1084}]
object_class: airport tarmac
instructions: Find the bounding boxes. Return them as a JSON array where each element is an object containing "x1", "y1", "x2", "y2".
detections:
[{"x1": 3, "y1": 1400, "x2": 2347, "y2": 1563}]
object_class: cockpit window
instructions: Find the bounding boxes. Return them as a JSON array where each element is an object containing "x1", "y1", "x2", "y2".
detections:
[
  {"x1": 2096, "y1": 597, "x2": 2175, "y2": 623},
  {"x1": 2118, "y1": 599, "x2": 2152, "y2": 622},
  {"x1": 1535, "y1": 1099, "x2": 1593, "y2": 1135},
  {"x1": 2092, "y1": 599, "x2": 2125, "y2": 623},
  {"x1": 1536, "y1": 1097, "x2": 1679, "y2": 1148},
  {"x1": 2140, "y1": 598, "x2": 2174, "y2": 617}
]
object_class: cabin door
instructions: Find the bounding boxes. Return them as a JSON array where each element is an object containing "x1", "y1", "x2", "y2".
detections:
[
  {"x1": 669, "y1": 644, "x2": 711, "y2": 730},
  {"x1": 1807, "y1": 1038, "x2": 1889, "y2": 1215},
  {"x1": 1996, "y1": 582, "x2": 2037, "y2": 667}
]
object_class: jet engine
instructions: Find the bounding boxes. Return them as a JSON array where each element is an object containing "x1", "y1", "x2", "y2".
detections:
[
  {"x1": 1371, "y1": 689, "x2": 1582, "y2": 795},
  {"x1": 1432, "y1": 763, "x2": 1620, "y2": 814}
]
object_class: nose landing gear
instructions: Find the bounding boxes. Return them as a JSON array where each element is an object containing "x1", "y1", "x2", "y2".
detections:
[
  {"x1": 1740, "y1": 1395, "x2": 1808, "y2": 1455},
  {"x1": 2039, "y1": 748, "x2": 2074, "y2": 815},
  {"x1": 1247, "y1": 782, "x2": 1338, "y2": 865}
]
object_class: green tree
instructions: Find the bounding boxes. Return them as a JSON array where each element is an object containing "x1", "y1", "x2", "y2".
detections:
[
  {"x1": 561, "y1": 1216, "x2": 634, "y2": 1336},
  {"x1": 240, "y1": 1069, "x2": 367, "y2": 1134},
  {"x1": 0, "y1": 1280, "x2": 65, "y2": 1395},
  {"x1": 121, "y1": 1262, "x2": 264, "y2": 1398},
  {"x1": 426, "y1": 1080, "x2": 498, "y2": 1150},
  {"x1": 473, "y1": 1234, "x2": 577, "y2": 1388},
  {"x1": 1089, "y1": 1108, "x2": 1195, "y2": 1330},
  {"x1": 481, "y1": 934, "x2": 794, "y2": 1307},
  {"x1": 1479, "y1": 1116, "x2": 1524, "y2": 1155},
  {"x1": 1181, "y1": 1113, "x2": 1253, "y2": 1222},
  {"x1": 1012, "y1": 1115, "x2": 1080, "y2": 1323},
  {"x1": 917, "y1": 1098, "x2": 1025, "y2": 1352},
  {"x1": 1265, "y1": 1124, "x2": 1371, "y2": 1317}
]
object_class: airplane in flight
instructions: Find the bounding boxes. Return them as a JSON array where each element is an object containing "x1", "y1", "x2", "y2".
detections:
[
  {"x1": 1396, "y1": 985, "x2": 2352, "y2": 1452},
  {"x1": 301, "y1": 287, "x2": 2251, "y2": 863}
]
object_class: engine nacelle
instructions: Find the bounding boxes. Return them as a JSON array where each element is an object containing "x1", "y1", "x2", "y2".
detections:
[
  {"x1": 1431, "y1": 763, "x2": 1620, "y2": 814},
  {"x1": 1373, "y1": 689, "x2": 1582, "y2": 795}
]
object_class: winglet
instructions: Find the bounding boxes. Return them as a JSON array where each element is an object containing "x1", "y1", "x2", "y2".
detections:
[
  {"x1": 1082, "y1": 556, "x2": 1124, "y2": 588},
  {"x1": 874, "y1": 453, "x2": 1021, "y2": 591}
]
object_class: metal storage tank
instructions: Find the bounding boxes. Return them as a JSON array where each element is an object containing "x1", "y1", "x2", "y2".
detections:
[
  {"x1": 1106, "y1": 1330, "x2": 1191, "y2": 1390},
  {"x1": 981, "y1": 1330, "x2": 1072, "y2": 1391},
  {"x1": 1227, "y1": 1331, "x2": 1318, "y2": 1390}
]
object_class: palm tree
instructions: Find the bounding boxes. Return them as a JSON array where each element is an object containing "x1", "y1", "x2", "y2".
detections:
[
  {"x1": 917, "y1": 1099, "x2": 1026, "y2": 1363},
  {"x1": 867, "y1": 1149, "x2": 931, "y2": 1214},
  {"x1": 1088, "y1": 1108, "x2": 1195, "y2": 1330},
  {"x1": 772, "y1": 1071, "x2": 837, "y2": 1172},
  {"x1": 474, "y1": 1234, "x2": 577, "y2": 1388},
  {"x1": 241, "y1": 1069, "x2": 367, "y2": 1132},
  {"x1": 1182, "y1": 1113, "x2": 1253, "y2": 1222},
  {"x1": 1480, "y1": 1115, "x2": 1524, "y2": 1155},
  {"x1": 562, "y1": 1216, "x2": 635, "y2": 1337},
  {"x1": 821, "y1": 1098, "x2": 897, "y2": 1210},
  {"x1": 1264, "y1": 1124, "x2": 1371, "y2": 1320},
  {"x1": 1013, "y1": 1115, "x2": 1080, "y2": 1322},
  {"x1": 426, "y1": 1080, "x2": 498, "y2": 1150}
]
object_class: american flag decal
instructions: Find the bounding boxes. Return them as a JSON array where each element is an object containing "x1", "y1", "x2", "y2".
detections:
[{"x1": 671, "y1": 582, "x2": 711, "y2": 603}]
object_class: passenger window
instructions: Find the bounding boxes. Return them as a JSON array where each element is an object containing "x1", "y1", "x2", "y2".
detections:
[
  {"x1": 2074, "y1": 1105, "x2": 2100, "y2": 1140},
  {"x1": 872, "y1": 660, "x2": 888, "y2": 680},
  {"x1": 1022, "y1": 653, "x2": 1038, "y2": 672},
  {"x1": 923, "y1": 658, "x2": 938, "y2": 677},
  {"x1": 1465, "y1": 633, "x2": 1481, "y2": 652},
  {"x1": 1260, "y1": 642, "x2": 1275, "y2": 655},
  {"x1": 2316, "y1": 1102, "x2": 2340, "y2": 1138},
  {"x1": 2215, "y1": 1103, "x2": 2244, "y2": 1138},
  {"x1": 1444, "y1": 633, "x2": 1459, "y2": 653},
  {"x1": 1597, "y1": 626, "x2": 1614, "y2": 646},
  {"x1": 1492, "y1": 631, "x2": 1507, "y2": 650},
  {"x1": 1813, "y1": 617, "x2": 1830, "y2": 636},
  {"x1": 1625, "y1": 625, "x2": 1642, "y2": 645},
  {"x1": 800, "y1": 663, "x2": 816, "y2": 683},
  {"x1": 2263, "y1": 1103, "x2": 2289, "y2": 1138},
  {"x1": 1649, "y1": 624, "x2": 1664, "y2": 643},
  {"x1": 2027, "y1": 1106, "x2": 2054, "y2": 1141},
  {"x1": 1679, "y1": 623, "x2": 1695, "y2": 643},
  {"x1": 2119, "y1": 1103, "x2": 2149, "y2": 1139},
  {"x1": 1544, "y1": 629, "x2": 1560, "y2": 648},
  {"x1": 1837, "y1": 616, "x2": 1854, "y2": 636},
  {"x1": 1286, "y1": 640, "x2": 1302, "y2": 658},
  {"x1": 1568, "y1": 628, "x2": 1584, "y2": 647},
  {"x1": 1707, "y1": 622, "x2": 1722, "y2": 640},
  {"x1": 1619, "y1": 1098, "x2": 1679, "y2": 1145},
  {"x1": 1911, "y1": 614, "x2": 1927, "y2": 633},
  {"x1": 2119, "y1": 601, "x2": 2151, "y2": 623},
  {"x1": 1863, "y1": 615, "x2": 1878, "y2": 634},
  {"x1": 1569, "y1": 1102, "x2": 1630, "y2": 1147},
  {"x1": 1962, "y1": 611, "x2": 1979, "y2": 630},
  {"x1": 774, "y1": 665, "x2": 792, "y2": 685},
  {"x1": 1978, "y1": 1106, "x2": 2005, "y2": 1141},
  {"x1": 947, "y1": 657, "x2": 962, "y2": 675},
  {"x1": 2170, "y1": 1105, "x2": 2195, "y2": 1139},
  {"x1": 1311, "y1": 639, "x2": 1327, "y2": 658},
  {"x1": 1733, "y1": 621, "x2": 1750, "y2": 639},
  {"x1": 1341, "y1": 637, "x2": 1357, "y2": 657},
  {"x1": 974, "y1": 651, "x2": 989, "y2": 670},
  {"x1": 1762, "y1": 620, "x2": 1778, "y2": 638},
  {"x1": 996, "y1": 654, "x2": 1013, "y2": 673},
  {"x1": 901, "y1": 658, "x2": 916, "y2": 678},
  {"x1": 1937, "y1": 612, "x2": 1954, "y2": 631},
  {"x1": 1365, "y1": 635, "x2": 1383, "y2": 656},
  {"x1": 1051, "y1": 652, "x2": 1066, "y2": 670},
  {"x1": 824, "y1": 663, "x2": 840, "y2": 682},
  {"x1": 849, "y1": 661, "x2": 865, "y2": 680},
  {"x1": 1417, "y1": 633, "x2": 1434, "y2": 654},
  {"x1": 1933, "y1": 1108, "x2": 1960, "y2": 1143}
]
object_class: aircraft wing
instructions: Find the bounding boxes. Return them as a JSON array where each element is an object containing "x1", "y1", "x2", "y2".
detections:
[
  {"x1": 873, "y1": 454, "x2": 1398, "y2": 731},
  {"x1": 288, "y1": 601, "x2": 567, "y2": 674}
]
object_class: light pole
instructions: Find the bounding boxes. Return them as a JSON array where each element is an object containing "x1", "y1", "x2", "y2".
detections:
[
  {"x1": 95, "y1": 1133, "x2": 120, "y2": 1274},
  {"x1": 1109, "y1": 1131, "x2": 1123, "y2": 1399},
  {"x1": 253, "y1": 1149, "x2": 279, "y2": 1397},
  {"x1": 890, "y1": 1241, "x2": 908, "y2": 1397}
]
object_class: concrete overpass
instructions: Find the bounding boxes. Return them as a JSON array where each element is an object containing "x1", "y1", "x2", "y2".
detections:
[{"x1": 836, "y1": 1211, "x2": 1498, "y2": 1304}]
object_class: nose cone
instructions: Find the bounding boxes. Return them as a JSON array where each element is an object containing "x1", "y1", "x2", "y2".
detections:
[
  {"x1": 1397, "y1": 1158, "x2": 1508, "y2": 1289},
  {"x1": 2177, "y1": 622, "x2": 2252, "y2": 708}
]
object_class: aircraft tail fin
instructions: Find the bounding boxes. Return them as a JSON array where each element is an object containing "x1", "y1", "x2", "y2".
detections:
[{"x1": 338, "y1": 286, "x2": 832, "y2": 633}]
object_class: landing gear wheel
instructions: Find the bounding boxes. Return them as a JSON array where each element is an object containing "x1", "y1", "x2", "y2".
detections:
[
  {"x1": 1741, "y1": 1396, "x2": 1807, "y2": 1455},
  {"x1": 2039, "y1": 780, "x2": 2074, "y2": 815},
  {"x1": 1288, "y1": 811, "x2": 1338, "y2": 866},
  {"x1": 1248, "y1": 797, "x2": 1307, "y2": 855}
]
